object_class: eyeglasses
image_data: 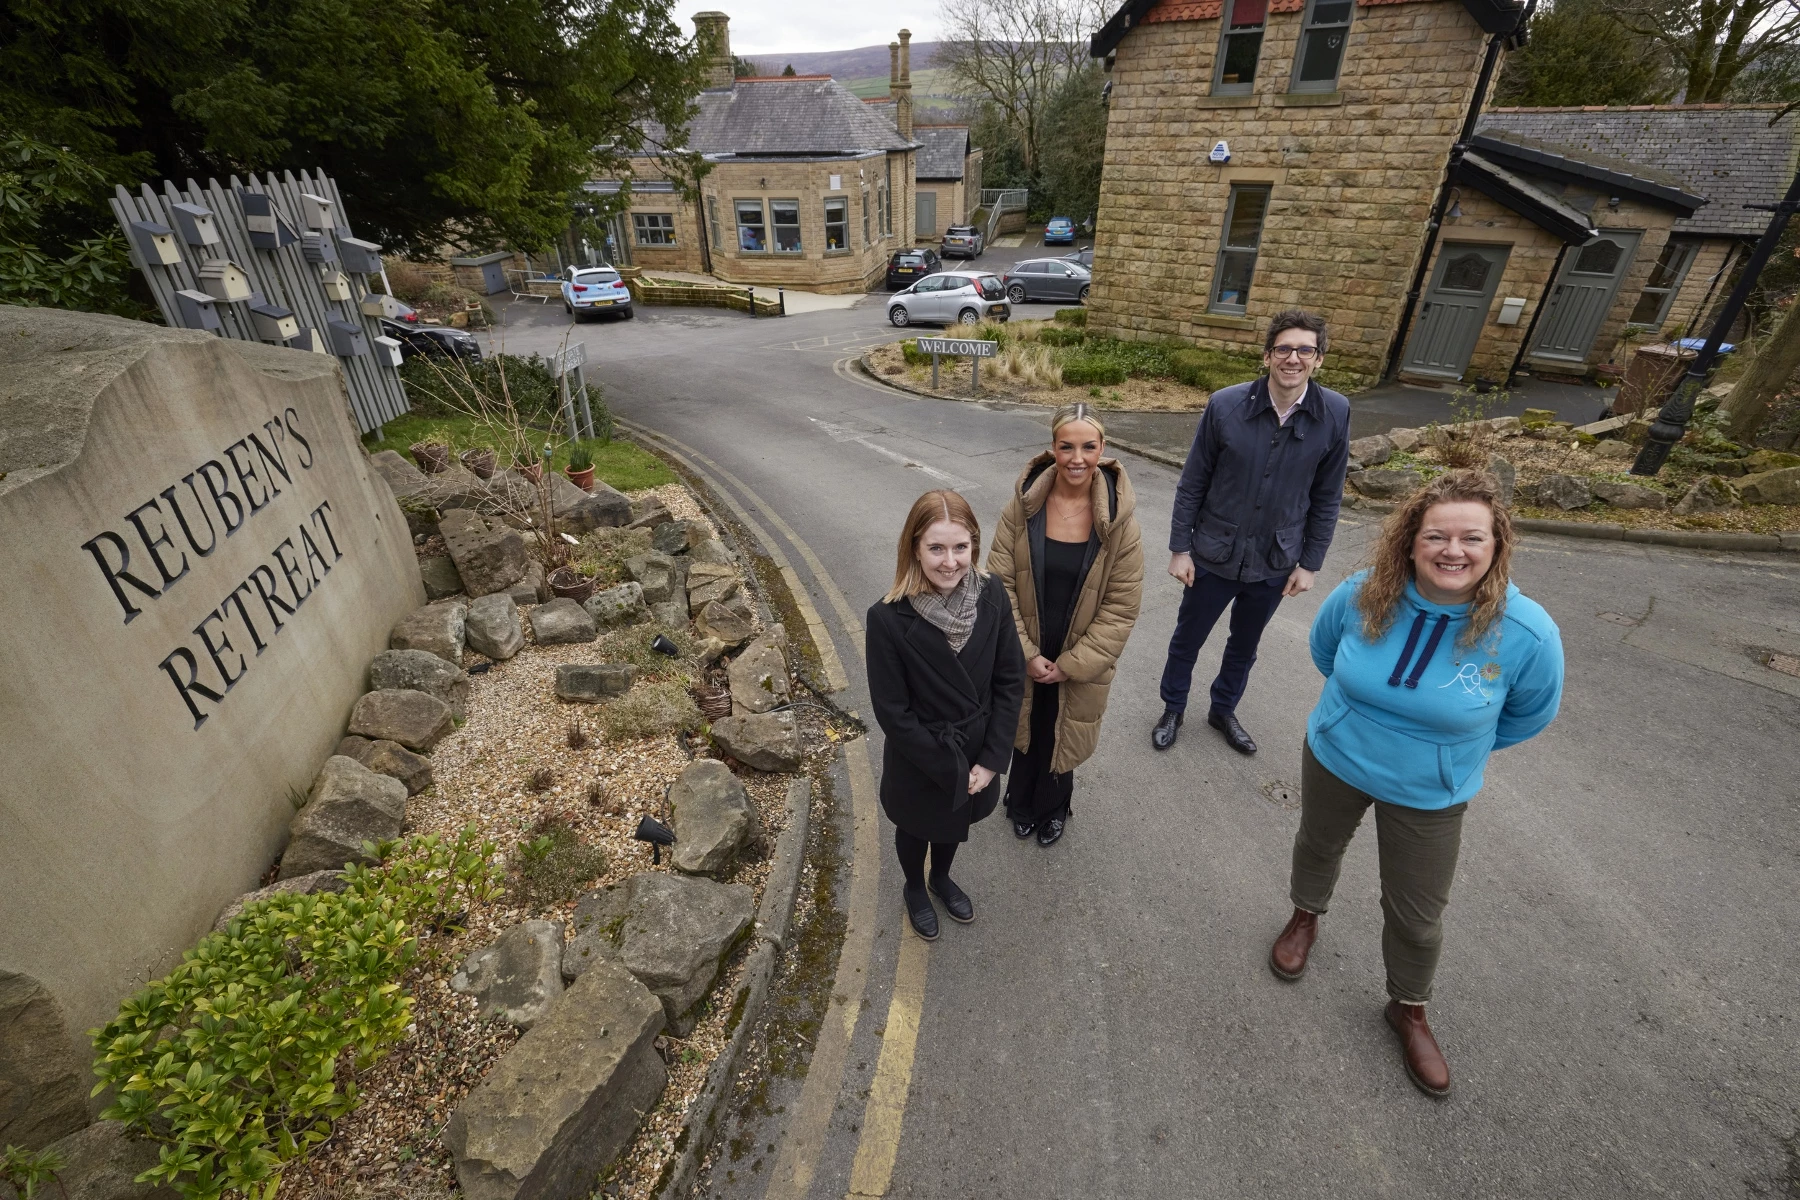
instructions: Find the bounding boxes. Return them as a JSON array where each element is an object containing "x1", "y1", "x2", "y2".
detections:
[{"x1": 1269, "y1": 345, "x2": 1320, "y2": 361}]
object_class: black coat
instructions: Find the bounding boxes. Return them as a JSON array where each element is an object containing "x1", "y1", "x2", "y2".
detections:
[{"x1": 865, "y1": 573, "x2": 1027, "y2": 842}]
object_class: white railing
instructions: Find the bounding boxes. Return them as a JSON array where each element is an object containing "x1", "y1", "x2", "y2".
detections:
[{"x1": 982, "y1": 189, "x2": 1028, "y2": 246}]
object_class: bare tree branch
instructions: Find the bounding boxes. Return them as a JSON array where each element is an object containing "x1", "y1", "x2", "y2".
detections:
[{"x1": 936, "y1": 0, "x2": 1106, "y2": 174}]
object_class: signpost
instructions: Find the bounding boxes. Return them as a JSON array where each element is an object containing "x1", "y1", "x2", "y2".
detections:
[
  {"x1": 551, "y1": 341, "x2": 599, "y2": 441},
  {"x1": 916, "y1": 337, "x2": 998, "y2": 391}
]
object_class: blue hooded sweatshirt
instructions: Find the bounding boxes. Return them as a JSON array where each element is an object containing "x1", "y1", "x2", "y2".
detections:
[{"x1": 1307, "y1": 571, "x2": 1564, "y2": 810}]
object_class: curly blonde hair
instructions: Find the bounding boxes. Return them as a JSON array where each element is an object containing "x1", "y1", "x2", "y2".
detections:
[{"x1": 1357, "y1": 468, "x2": 1514, "y2": 648}]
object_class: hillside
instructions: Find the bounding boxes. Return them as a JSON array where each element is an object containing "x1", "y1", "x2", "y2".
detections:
[{"x1": 747, "y1": 41, "x2": 945, "y2": 79}]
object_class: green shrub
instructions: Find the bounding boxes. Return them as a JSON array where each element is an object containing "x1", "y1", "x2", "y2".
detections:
[
  {"x1": 570, "y1": 526, "x2": 653, "y2": 587},
  {"x1": 1, "y1": 1144, "x2": 66, "y2": 1199},
  {"x1": 399, "y1": 352, "x2": 562, "y2": 422},
  {"x1": 972, "y1": 322, "x2": 1010, "y2": 346},
  {"x1": 90, "y1": 830, "x2": 504, "y2": 1200},
  {"x1": 1168, "y1": 346, "x2": 1260, "y2": 392},
  {"x1": 598, "y1": 680, "x2": 703, "y2": 740},
  {"x1": 1037, "y1": 326, "x2": 1086, "y2": 348},
  {"x1": 1061, "y1": 357, "x2": 1127, "y2": 386},
  {"x1": 1054, "y1": 308, "x2": 1088, "y2": 326},
  {"x1": 513, "y1": 816, "x2": 607, "y2": 906},
  {"x1": 900, "y1": 339, "x2": 928, "y2": 366}
]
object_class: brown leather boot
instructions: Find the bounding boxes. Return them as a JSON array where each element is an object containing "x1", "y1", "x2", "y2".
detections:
[
  {"x1": 1384, "y1": 1001, "x2": 1451, "y2": 1097},
  {"x1": 1268, "y1": 908, "x2": 1318, "y2": 981}
]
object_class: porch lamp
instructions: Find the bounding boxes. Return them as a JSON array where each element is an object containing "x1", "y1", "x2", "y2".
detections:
[{"x1": 1631, "y1": 160, "x2": 1800, "y2": 476}]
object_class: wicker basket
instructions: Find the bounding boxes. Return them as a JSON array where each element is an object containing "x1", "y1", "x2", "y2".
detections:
[
  {"x1": 547, "y1": 566, "x2": 595, "y2": 603},
  {"x1": 693, "y1": 685, "x2": 732, "y2": 722}
]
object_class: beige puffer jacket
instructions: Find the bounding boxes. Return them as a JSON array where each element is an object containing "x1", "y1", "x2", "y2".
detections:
[{"x1": 986, "y1": 453, "x2": 1144, "y2": 773}]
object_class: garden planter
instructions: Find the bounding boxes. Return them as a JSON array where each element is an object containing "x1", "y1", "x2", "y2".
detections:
[
  {"x1": 515, "y1": 459, "x2": 545, "y2": 483},
  {"x1": 547, "y1": 566, "x2": 596, "y2": 603},
  {"x1": 693, "y1": 684, "x2": 733, "y2": 722},
  {"x1": 1594, "y1": 363, "x2": 1623, "y2": 385},
  {"x1": 565, "y1": 465, "x2": 596, "y2": 492},
  {"x1": 410, "y1": 441, "x2": 450, "y2": 474},
  {"x1": 460, "y1": 447, "x2": 496, "y2": 479}
]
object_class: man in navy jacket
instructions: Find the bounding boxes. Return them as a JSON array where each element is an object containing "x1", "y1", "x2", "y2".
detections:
[{"x1": 1152, "y1": 310, "x2": 1350, "y2": 755}]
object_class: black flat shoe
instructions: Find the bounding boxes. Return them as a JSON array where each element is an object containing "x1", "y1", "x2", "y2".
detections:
[
  {"x1": 1207, "y1": 709, "x2": 1257, "y2": 755},
  {"x1": 1012, "y1": 819, "x2": 1036, "y2": 839},
  {"x1": 1036, "y1": 817, "x2": 1066, "y2": 846},
  {"x1": 1151, "y1": 709, "x2": 1183, "y2": 750},
  {"x1": 903, "y1": 883, "x2": 939, "y2": 940},
  {"x1": 928, "y1": 874, "x2": 974, "y2": 923}
]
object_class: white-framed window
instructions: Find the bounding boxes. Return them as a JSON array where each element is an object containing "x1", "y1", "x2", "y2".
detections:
[
  {"x1": 1210, "y1": 184, "x2": 1271, "y2": 314},
  {"x1": 825, "y1": 197, "x2": 850, "y2": 250},
  {"x1": 1628, "y1": 237, "x2": 1699, "y2": 328},
  {"x1": 632, "y1": 212, "x2": 677, "y2": 247},
  {"x1": 771, "y1": 199, "x2": 802, "y2": 252},
  {"x1": 736, "y1": 200, "x2": 767, "y2": 252},
  {"x1": 706, "y1": 196, "x2": 721, "y2": 251},
  {"x1": 1291, "y1": 0, "x2": 1352, "y2": 92},
  {"x1": 862, "y1": 187, "x2": 871, "y2": 244},
  {"x1": 1215, "y1": 0, "x2": 1267, "y2": 95}
]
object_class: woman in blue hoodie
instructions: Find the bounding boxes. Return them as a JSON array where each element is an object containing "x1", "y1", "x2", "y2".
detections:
[{"x1": 1268, "y1": 468, "x2": 1563, "y2": 1097}]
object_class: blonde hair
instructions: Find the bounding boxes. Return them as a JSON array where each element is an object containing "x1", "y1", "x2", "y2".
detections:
[
  {"x1": 1357, "y1": 468, "x2": 1514, "y2": 648},
  {"x1": 1051, "y1": 402, "x2": 1106, "y2": 442},
  {"x1": 884, "y1": 490, "x2": 983, "y2": 603}
]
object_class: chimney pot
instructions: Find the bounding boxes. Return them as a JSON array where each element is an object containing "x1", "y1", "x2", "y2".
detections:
[{"x1": 694, "y1": 11, "x2": 734, "y2": 89}]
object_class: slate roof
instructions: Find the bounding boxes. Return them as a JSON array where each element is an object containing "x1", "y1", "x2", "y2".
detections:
[
  {"x1": 1455, "y1": 151, "x2": 1597, "y2": 243},
  {"x1": 1479, "y1": 106, "x2": 1799, "y2": 237},
  {"x1": 645, "y1": 77, "x2": 916, "y2": 159},
  {"x1": 1470, "y1": 130, "x2": 1704, "y2": 214},
  {"x1": 915, "y1": 126, "x2": 971, "y2": 179}
]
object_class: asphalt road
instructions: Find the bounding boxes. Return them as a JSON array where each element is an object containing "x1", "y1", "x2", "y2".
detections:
[{"x1": 476, "y1": 296, "x2": 1800, "y2": 1200}]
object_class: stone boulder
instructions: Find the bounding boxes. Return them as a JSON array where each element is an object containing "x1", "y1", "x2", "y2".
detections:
[
  {"x1": 629, "y1": 494, "x2": 671, "y2": 527},
  {"x1": 336, "y1": 734, "x2": 434, "y2": 794},
  {"x1": 420, "y1": 554, "x2": 464, "y2": 600},
  {"x1": 555, "y1": 663, "x2": 636, "y2": 703},
  {"x1": 711, "y1": 711, "x2": 802, "y2": 773},
  {"x1": 389, "y1": 599, "x2": 467, "y2": 666},
  {"x1": 1591, "y1": 480, "x2": 1667, "y2": 510},
  {"x1": 668, "y1": 759, "x2": 753, "y2": 875},
  {"x1": 514, "y1": 559, "x2": 547, "y2": 605},
  {"x1": 1387, "y1": 427, "x2": 1423, "y2": 452},
  {"x1": 650, "y1": 601, "x2": 688, "y2": 630},
  {"x1": 563, "y1": 873, "x2": 755, "y2": 1032},
  {"x1": 214, "y1": 869, "x2": 348, "y2": 931},
  {"x1": 1592, "y1": 439, "x2": 1635, "y2": 461},
  {"x1": 1673, "y1": 474, "x2": 1740, "y2": 514},
  {"x1": 625, "y1": 551, "x2": 682, "y2": 606},
  {"x1": 371, "y1": 448, "x2": 427, "y2": 494},
  {"x1": 369, "y1": 648, "x2": 469, "y2": 720},
  {"x1": 450, "y1": 920, "x2": 567, "y2": 1030},
  {"x1": 728, "y1": 631, "x2": 790, "y2": 715},
  {"x1": 1737, "y1": 466, "x2": 1800, "y2": 506},
  {"x1": 466, "y1": 592, "x2": 525, "y2": 661},
  {"x1": 1349, "y1": 468, "x2": 1423, "y2": 500},
  {"x1": 652, "y1": 520, "x2": 699, "y2": 555},
  {"x1": 693, "y1": 636, "x2": 729, "y2": 665},
  {"x1": 1533, "y1": 474, "x2": 1593, "y2": 510},
  {"x1": 1487, "y1": 455, "x2": 1516, "y2": 508},
  {"x1": 281, "y1": 756, "x2": 407, "y2": 879},
  {"x1": 529, "y1": 598, "x2": 597, "y2": 645},
  {"x1": 550, "y1": 471, "x2": 632, "y2": 532},
  {"x1": 688, "y1": 537, "x2": 735, "y2": 565},
  {"x1": 35, "y1": 1120, "x2": 181, "y2": 1200},
  {"x1": 686, "y1": 562, "x2": 739, "y2": 615},
  {"x1": 444, "y1": 959, "x2": 666, "y2": 1200},
  {"x1": 585, "y1": 582, "x2": 649, "y2": 628},
  {"x1": 1347, "y1": 434, "x2": 1394, "y2": 470},
  {"x1": 440, "y1": 508, "x2": 529, "y2": 598},
  {"x1": 1744, "y1": 449, "x2": 1800, "y2": 473},
  {"x1": 348, "y1": 688, "x2": 454, "y2": 752},
  {"x1": 0, "y1": 969, "x2": 89, "y2": 1149},
  {"x1": 697, "y1": 600, "x2": 754, "y2": 646}
]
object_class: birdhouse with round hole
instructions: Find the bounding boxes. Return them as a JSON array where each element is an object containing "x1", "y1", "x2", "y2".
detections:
[
  {"x1": 129, "y1": 221, "x2": 182, "y2": 266},
  {"x1": 240, "y1": 192, "x2": 300, "y2": 251},
  {"x1": 300, "y1": 192, "x2": 335, "y2": 230},
  {"x1": 249, "y1": 296, "x2": 300, "y2": 342},
  {"x1": 373, "y1": 335, "x2": 404, "y2": 368},
  {"x1": 170, "y1": 202, "x2": 221, "y2": 247},
  {"x1": 173, "y1": 289, "x2": 222, "y2": 332},
  {"x1": 361, "y1": 292, "x2": 405, "y2": 319},
  {"x1": 320, "y1": 269, "x2": 353, "y2": 302},
  {"x1": 302, "y1": 233, "x2": 338, "y2": 266},
  {"x1": 196, "y1": 259, "x2": 254, "y2": 303},
  {"x1": 338, "y1": 236, "x2": 384, "y2": 274},
  {"x1": 326, "y1": 318, "x2": 368, "y2": 357}
]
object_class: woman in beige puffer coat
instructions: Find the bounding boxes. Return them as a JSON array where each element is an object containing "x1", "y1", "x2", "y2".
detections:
[{"x1": 987, "y1": 404, "x2": 1144, "y2": 846}]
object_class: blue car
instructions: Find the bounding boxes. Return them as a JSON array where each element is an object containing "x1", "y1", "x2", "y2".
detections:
[
  {"x1": 1043, "y1": 217, "x2": 1077, "y2": 245},
  {"x1": 562, "y1": 266, "x2": 634, "y2": 320}
]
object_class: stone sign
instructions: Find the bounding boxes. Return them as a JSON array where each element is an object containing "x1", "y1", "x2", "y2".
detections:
[{"x1": 0, "y1": 306, "x2": 423, "y2": 1133}]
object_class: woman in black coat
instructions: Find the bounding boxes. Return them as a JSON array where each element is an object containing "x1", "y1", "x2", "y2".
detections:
[{"x1": 865, "y1": 489, "x2": 1027, "y2": 940}]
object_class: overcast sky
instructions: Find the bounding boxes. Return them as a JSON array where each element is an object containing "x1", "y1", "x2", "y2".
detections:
[{"x1": 672, "y1": 0, "x2": 947, "y2": 56}]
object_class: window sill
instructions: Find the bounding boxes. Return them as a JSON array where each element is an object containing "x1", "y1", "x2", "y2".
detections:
[
  {"x1": 1197, "y1": 94, "x2": 1260, "y2": 109},
  {"x1": 824, "y1": 249, "x2": 853, "y2": 257},
  {"x1": 1274, "y1": 91, "x2": 1342, "y2": 106},
  {"x1": 1197, "y1": 313, "x2": 1256, "y2": 329}
]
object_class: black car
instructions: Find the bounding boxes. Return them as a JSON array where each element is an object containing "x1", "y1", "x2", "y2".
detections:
[
  {"x1": 1063, "y1": 247, "x2": 1094, "y2": 269},
  {"x1": 886, "y1": 248, "x2": 942, "y2": 291},
  {"x1": 380, "y1": 318, "x2": 483, "y2": 363}
]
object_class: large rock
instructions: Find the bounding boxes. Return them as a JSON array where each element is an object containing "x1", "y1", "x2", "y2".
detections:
[
  {"x1": 389, "y1": 599, "x2": 468, "y2": 666},
  {"x1": 1673, "y1": 474, "x2": 1740, "y2": 514},
  {"x1": 440, "y1": 508, "x2": 530, "y2": 598},
  {"x1": 450, "y1": 920, "x2": 567, "y2": 1030},
  {"x1": 711, "y1": 711, "x2": 802, "y2": 773},
  {"x1": 688, "y1": 537, "x2": 735, "y2": 565},
  {"x1": 1533, "y1": 473, "x2": 1593, "y2": 510},
  {"x1": 650, "y1": 520, "x2": 695, "y2": 555},
  {"x1": 696, "y1": 600, "x2": 754, "y2": 646},
  {"x1": 1744, "y1": 449, "x2": 1800, "y2": 473},
  {"x1": 651, "y1": 601, "x2": 688, "y2": 630},
  {"x1": 444, "y1": 960, "x2": 666, "y2": 1200},
  {"x1": 369, "y1": 647, "x2": 469, "y2": 720},
  {"x1": 347, "y1": 688, "x2": 454, "y2": 752},
  {"x1": 550, "y1": 472, "x2": 632, "y2": 533},
  {"x1": 337, "y1": 734, "x2": 434, "y2": 794},
  {"x1": 1487, "y1": 454, "x2": 1516, "y2": 508},
  {"x1": 1347, "y1": 433, "x2": 1394, "y2": 469},
  {"x1": 420, "y1": 554, "x2": 465, "y2": 600},
  {"x1": 0, "y1": 970, "x2": 89, "y2": 1150},
  {"x1": 728, "y1": 631, "x2": 790, "y2": 715},
  {"x1": 625, "y1": 552, "x2": 682, "y2": 605},
  {"x1": 1592, "y1": 439, "x2": 1636, "y2": 462},
  {"x1": 1348, "y1": 468, "x2": 1423, "y2": 500},
  {"x1": 563, "y1": 873, "x2": 755, "y2": 1031},
  {"x1": 509, "y1": 559, "x2": 548, "y2": 606},
  {"x1": 555, "y1": 663, "x2": 636, "y2": 702},
  {"x1": 1591, "y1": 480, "x2": 1667, "y2": 510},
  {"x1": 1737, "y1": 466, "x2": 1800, "y2": 506},
  {"x1": 214, "y1": 868, "x2": 348, "y2": 931},
  {"x1": 280, "y1": 755, "x2": 407, "y2": 879},
  {"x1": 1387, "y1": 427, "x2": 1423, "y2": 452},
  {"x1": 584, "y1": 582, "x2": 649, "y2": 627},
  {"x1": 530, "y1": 598, "x2": 597, "y2": 645},
  {"x1": 36, "y1": 1120, "x2": 181, "y2": 1200},
  {"x1": 686, "y1": 562, "x2": 739, "y2": 615},
  {"x1": 466, "y1": 592, "x2": 526, "y2": 661},
  {"x1": 1486, "y1": 415, "x2": 1524, "y2": 436},
  {"x1": 668, "y1": 759, "x2": 754, "y2": 875}
]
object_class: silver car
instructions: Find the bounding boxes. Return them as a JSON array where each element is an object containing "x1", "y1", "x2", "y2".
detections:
[
  {"x1": 1003, "y1": 257, "x2": 1091, "y2": 305},
  {"x1": 941, "y1": 225, "x2": 984, "y2": 258},
  {"x1": 887, "y1": 272, "x2": 1011, "y2": 327}
]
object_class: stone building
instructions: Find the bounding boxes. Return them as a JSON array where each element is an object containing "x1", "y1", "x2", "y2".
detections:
[{"x1": 914, "y1": 125, "x2": 985, "y2": 238}]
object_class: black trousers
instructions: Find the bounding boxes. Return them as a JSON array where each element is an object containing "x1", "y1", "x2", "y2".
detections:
[
  {"x1": 1157, "y1": 568, "x2": 1286, "y2": 715},
  {"x1": 1004, "y1": 680, "x2": 1074, "y2": 824}
]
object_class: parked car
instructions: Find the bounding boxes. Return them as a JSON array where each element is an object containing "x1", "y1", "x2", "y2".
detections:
[
  {"x1": 1002, "y1": 258, "x2": 1091, "y2": 305},
  {"x1": 379, "y1": 318, "x2": 483, "y2": 363},
  {"x1": 562, "y1": 265, "x2": 634, "y2": 320},
  {"x1": 941, "y1": 226, "x2": 984, "y2": 258},
  {"x1": 886, "y1": 248, "x2": 942, "y2": 290},
  {"x1": 887, "y1": 273, "x2": 1010, "y2": 327},
  {"x1": 1062, "y1": 246, "x2": 1094, "y2": 269},
  {"x1": 1043, "y1": 217, "x2": 1077, "y2": 245}
]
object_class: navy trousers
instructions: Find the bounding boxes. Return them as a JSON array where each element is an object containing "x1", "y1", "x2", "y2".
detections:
[{"x1": 1158, "y1": 568, "x2": 1287, "y2": 715}]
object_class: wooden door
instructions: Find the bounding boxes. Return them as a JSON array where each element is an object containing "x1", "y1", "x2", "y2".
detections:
[
  {"x1": 1532, "y1": 231, "x2": 1642, "y2": 362},
  {"x1": 1404, "y1": 243, "x2": 1510, "y2": 379}
]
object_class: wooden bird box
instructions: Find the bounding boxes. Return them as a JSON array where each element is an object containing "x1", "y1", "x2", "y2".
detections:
[
  {"x1": 291, "y1": 327, "x2": 331, "y2": 355},
  {"x1": 129, "y1": 221, "x2": 182, "y2": 266},
  {"x1": 326, "y1": 318, "x2": 368, "y2": 357},
  {"x1": 249, "y1": 297, "x2": 300, "y2": 342},
  {"x1": 320, "y1": 269, "x2": 353, "y2": 302},
  {"x1": 361, "y1": 292, "x2": 405, "y2": 319},
  {"x1": 239, "y1": 192, "x2": 300, "y2": 251},
  {"x1": 196, "y1": 259, "x2": 254, "y2": 303},
  {"x1": 337, "y1": 236, "x2": 384, "y2": 274},
  {"x1": 302, "y1": 233, "x2": 338, "y2": 266},
  {"x1": 170, "y1": 202, "x2": 221, "y2": 247},
  {"x1": 300, "y1": 192, "x2": 335, "y2": 230},
  {"x1": 373, "y1": 335, "x2": 404, "y2": 368},
  {"x1": 173, "y1": 289, "x2": 222, "y2": 332}
]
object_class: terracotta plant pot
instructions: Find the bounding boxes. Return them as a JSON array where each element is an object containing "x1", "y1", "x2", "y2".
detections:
[
  {"x1": 515, "y1": 459, "x2": 545, "y2": 483},
  {"x1": 547, "y1": 566, "x2": 595, "y2": 603},
  {"x1": 460, "y1": 447, "x2": 496, "y2": 479},
  {"x1": 410, "y1": 441, "x2": 450, "y2": 474},
  {"x1": 565, "y1": 465, "x2": 596, "y2": 492},
  {"x1": 1595, "y1": 363, "x2": 1623, "y2": 385}
]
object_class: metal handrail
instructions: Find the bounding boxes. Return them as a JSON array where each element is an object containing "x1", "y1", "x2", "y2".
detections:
[{"x1": 982, "y1": 189, "x2": 1028, "y2": 248}]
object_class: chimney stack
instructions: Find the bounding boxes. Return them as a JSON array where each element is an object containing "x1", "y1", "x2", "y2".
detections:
[
  {"x1": 894, "y1": 29, "x2": 914, "y2": 140},
  {"x1": 693, "y1": 12, "x2": 735, "y2": 90}
]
